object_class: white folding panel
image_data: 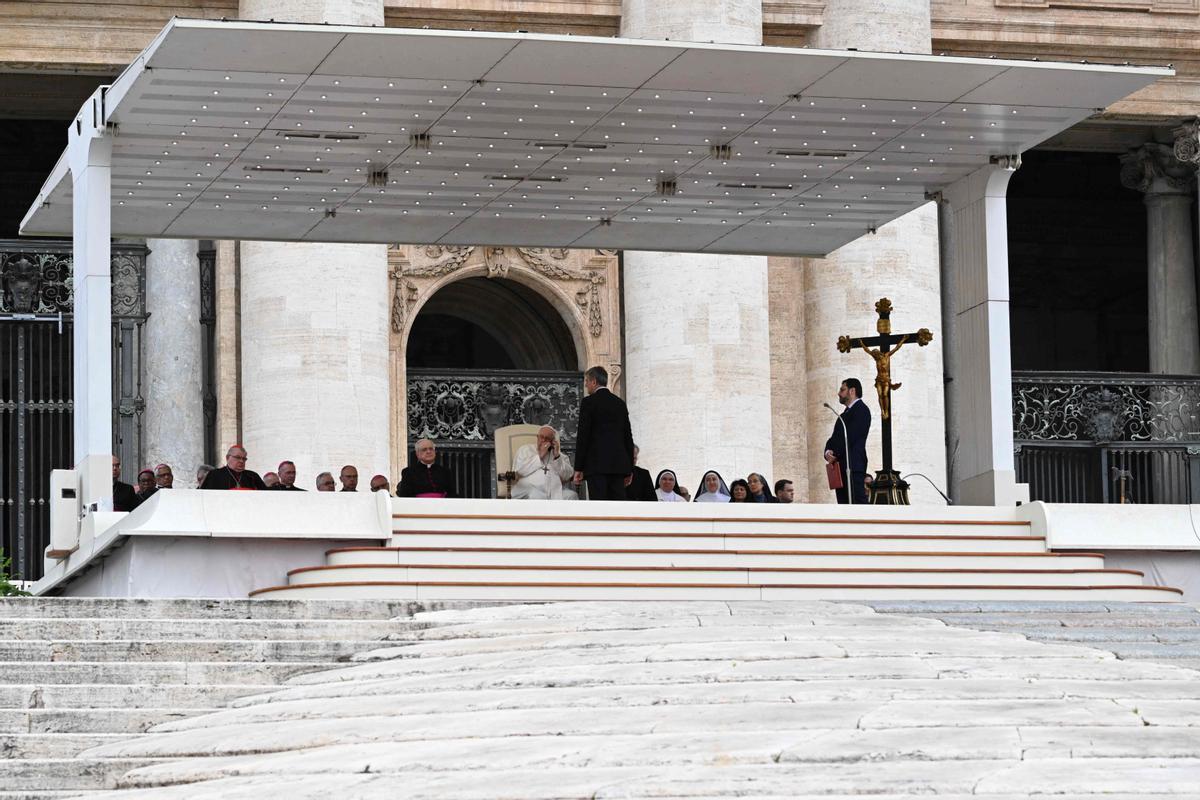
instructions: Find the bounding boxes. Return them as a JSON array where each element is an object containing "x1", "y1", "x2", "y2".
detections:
[{"x1": 21, "y1": 18, "x2": 1170, "y2": 256}]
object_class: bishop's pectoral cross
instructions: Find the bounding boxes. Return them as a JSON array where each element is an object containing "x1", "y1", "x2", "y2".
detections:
[{"x1": 836, "y1": 298, "x2": 933, "y2": 478}]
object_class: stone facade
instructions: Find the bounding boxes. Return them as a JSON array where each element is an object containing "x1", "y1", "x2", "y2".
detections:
[{"x1": 5, "y1": 0, "x2": 1200, "y2": 500}]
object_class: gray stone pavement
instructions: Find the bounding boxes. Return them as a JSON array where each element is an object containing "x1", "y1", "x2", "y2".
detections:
[
  {"x1": 59, "y1": 600, "x2": 1200, "y2": 798},
  {"x1": 858, "y1": 601, "x2": 1200, "y2": 672}
]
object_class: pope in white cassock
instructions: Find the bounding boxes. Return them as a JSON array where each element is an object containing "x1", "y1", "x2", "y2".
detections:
[{"x1": 511, "y1": 425, "x2": 580, "y2": 500}]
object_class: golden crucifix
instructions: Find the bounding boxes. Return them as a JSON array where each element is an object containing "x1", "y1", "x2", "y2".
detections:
[{"x1": 836, "y1": 298, "x2": 933, "y2": 477}]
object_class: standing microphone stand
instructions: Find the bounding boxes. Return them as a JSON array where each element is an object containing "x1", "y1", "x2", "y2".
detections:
[{"x1": 823, "y1": 402, "x2": 853, "y2": 505}]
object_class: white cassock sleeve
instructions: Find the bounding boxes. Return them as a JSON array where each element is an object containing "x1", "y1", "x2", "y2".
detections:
[
  {"x1": 512, "y1": 444, "x2": 543, "y2": 478},
  {"x1": 554, "y1": 452, "x2": 574, "y2": 482},
  {"x1": 554, "y1": 453, "x2": 577, "y2": 500}
]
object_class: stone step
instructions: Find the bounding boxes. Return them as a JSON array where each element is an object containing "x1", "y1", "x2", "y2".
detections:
[
  {"x1": 392, "y1": 516, "x2": 1034, "y2": 538},
  {"x1": 862, "y1": 601, "x2": 1200, "y2": 614},
  {"x1": 962, "y1": 626, "x2": 1200, "y2": 643},
  {"x1": 0, "y1": 707, "x2": 213, "y2": 735},
  {"x1": 285, "y1": 563, "x2": 1148, "y2": 588},
  {"x1": 0, "y1": 617, "x2": 402, "y2": 642},
  {"x1": 0, "y1": 683, "x2": 279, "y2": 710},
  {"x1": 0, "y1": 757, "x2": 165, "y2": 792},
  {"x1": 0, "y1": 597, "x2": 425, "y2": 620},
  {"x1": 389, "y1": 530, "x2": 1049, "y2": 553},
  {"x1": 331, "y1": 546, "x2": 1106, "y2": 570},
  {"x1": 0, "y1": 639, "x2": 385, "y2": 663},
  {"x1": 252, "y1": 581, "x2": 1184, "y2": 602},
  {"x1": 0, "y1": 661, "x2": 339, "y2": 686},
  {"x1": 0, "y1": 733, "x2": 137, "y2": 759},
  {"x1": 899, "y1": 612, "x2": 1200, "y2": 629}
]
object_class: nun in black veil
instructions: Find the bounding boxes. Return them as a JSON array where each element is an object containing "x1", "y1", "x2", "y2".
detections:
[
  {"x1": 654, "y1": 469, "x2": 689, "y2": 502},
  {"x1": 693, "y1": 470, "x2": 731, "y2": 503}
]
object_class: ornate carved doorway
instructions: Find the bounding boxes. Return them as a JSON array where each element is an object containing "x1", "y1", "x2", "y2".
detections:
[{"x1": 391, "y1": 245, "x2": 622, "y2": 497}]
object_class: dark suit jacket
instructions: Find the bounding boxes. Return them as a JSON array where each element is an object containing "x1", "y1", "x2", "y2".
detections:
[
  {"x1": 113, "y1": 480, "x2": 139, "y2": 512},
  {"x1": 573, "y1": 387, "x2": 635, "y2": 476},
  {"x1": 628, "y1": 466, "x2": 656, "y2": 502},
  {"x1": 824, "y1": 399, "x2": 871, "y2": 474},
  {"x1": 397, "y1": 462, "x2": 459, "y2": 498}
]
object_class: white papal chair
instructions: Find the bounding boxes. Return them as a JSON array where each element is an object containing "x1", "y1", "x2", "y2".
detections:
[{"x1": 494, "y1": 423, "x2": 542, "y2": 499}]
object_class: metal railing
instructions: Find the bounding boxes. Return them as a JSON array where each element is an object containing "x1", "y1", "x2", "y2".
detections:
[{"x1": 1013, "y1": 371, "x2": 1200, "y2": 504}]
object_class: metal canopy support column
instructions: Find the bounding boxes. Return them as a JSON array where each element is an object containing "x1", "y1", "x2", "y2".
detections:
[
  {"x1": 943, "y1": 159, "x2": 1029, "y2": 506},
  {"x1": 67, "y1": 89, "x2": 114, "y2": 511}
]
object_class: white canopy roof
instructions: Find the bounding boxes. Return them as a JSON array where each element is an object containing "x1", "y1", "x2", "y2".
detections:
[{"x1": 20, "y1": 18, "x2": 1168, "y2": 256}]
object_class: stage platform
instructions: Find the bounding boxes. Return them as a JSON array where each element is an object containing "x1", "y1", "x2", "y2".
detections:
[{"x1": 34, "y1": 494, "x2": 1200, "y2": 602}]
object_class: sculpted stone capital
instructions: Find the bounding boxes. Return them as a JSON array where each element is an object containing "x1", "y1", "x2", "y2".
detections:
[
  {"x1": 1120, "y1": 143, "x2": 1195, "y2": 196},
  {"x1": 1174, "y1": 118, "x2": 1200, "y2": 167}
]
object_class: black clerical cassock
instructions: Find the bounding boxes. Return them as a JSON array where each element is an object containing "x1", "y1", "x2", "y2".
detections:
[
  {"x1": 397, "y1": 462, "x2": 458, "y2": 498},
  {"x1": 200, "y1": 466, "x2": 268, "y2": 491},
  {"x1": 113, "y1": 479, "x2": 139, "y2": 512}
]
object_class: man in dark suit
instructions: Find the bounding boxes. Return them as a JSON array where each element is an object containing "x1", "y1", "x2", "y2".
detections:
[
  {"x1": 824, "y1": 377, "x2": 871, "y2": 504},
  {"x1": 112, "y1": 455, "x2": 139, "y2": 512},
  {"x1": 398, "y1": 438, "x2": 458, "y2": 498},
  {"x1": 625, "y1": 444, "x2": 656, "y2": 502},
  {"x1": 572, "y1": 366, "x2": 635, "y2": 501}
]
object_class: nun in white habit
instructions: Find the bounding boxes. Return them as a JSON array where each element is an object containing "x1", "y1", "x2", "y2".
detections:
[
  {"x1": 511, "y1": 426, "x2": 578, "y2": 500},
  {"x1": 654, "y1": 469, "x2": 688, "y2": 502},
  {"x1": 693, "y1": 470, "x2": 732, "y2": 503}
]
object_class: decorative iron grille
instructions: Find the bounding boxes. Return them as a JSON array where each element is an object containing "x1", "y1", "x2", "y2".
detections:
[
  {"x1": 0, "y1": 239, "x2": 148, "y2": 581},
  {"x1": 407, "y1": 369, "x2": 583, "y2": 444},
  {"x1": 406, "y1": 368, "x2": 583, "y2": 498},
  {"x1": 1012, "y1": 371, "x2": 1200, "y2": 504}
]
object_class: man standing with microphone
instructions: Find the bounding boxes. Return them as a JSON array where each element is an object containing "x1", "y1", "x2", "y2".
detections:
[{"x1": 824, "y1": 378, "x2": 871, "y2": 504}]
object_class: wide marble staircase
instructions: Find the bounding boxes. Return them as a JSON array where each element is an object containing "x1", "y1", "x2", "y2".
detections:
[
  {"x1": 249, "y1": 501, "x2": 1183, "y2": 601},
  {"x1": 0, "y1": 597, "x2": 443, "y2": 799}
]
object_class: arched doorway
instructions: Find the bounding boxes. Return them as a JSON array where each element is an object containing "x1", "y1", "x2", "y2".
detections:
[{"x1": 405, "y1": 277, "x2": 584, "y2": 497}]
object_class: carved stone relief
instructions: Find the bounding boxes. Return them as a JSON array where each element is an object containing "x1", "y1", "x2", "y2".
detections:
[
  {"x1": 1174, "y1": 118, "x2": 1200, "y2": 167},
  {"x1": 387, "y1": 244, "x2": 617, "y2": 341},
  {"x1": 1119, "y1": 143, "x2": 1196, "y2": 195}
]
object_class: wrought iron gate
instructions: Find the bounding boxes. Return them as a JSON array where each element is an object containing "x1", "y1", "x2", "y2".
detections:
[
  {"x1": 406, "y1": 369, "x2": 583, "y2": 498},
  {"x1": 0, "y1": 240, "x2": 147, "y2": 581}
]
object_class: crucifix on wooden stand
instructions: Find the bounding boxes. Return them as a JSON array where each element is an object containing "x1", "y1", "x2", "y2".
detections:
[{"x1": 836, "y1": 298, "x2": 933, "y2": 505}]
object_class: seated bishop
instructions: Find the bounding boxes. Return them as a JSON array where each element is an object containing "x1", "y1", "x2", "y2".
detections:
[{"x1": 511, "y1": 426, "x2": 579, "y2": 500}]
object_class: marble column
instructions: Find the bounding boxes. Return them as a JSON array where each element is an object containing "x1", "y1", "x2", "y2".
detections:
[
  {"x1": 1120, "y1": 143, "x2": 1200, "y2": 375},
  {"x1": 619, "y1": 0, "x2": 775, "y2": 488},
  {"x1": 237, "y1": 0, "x2": 390, "y2": 486},
  {"x1": 803, "y1": 0, "x2": 947, "y2": 505},
  {"x1": 142, "y1": 238, "x2": 205, "y2": 476}
]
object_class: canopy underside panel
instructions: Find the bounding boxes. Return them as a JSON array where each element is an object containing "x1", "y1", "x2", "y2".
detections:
[{"x1": 20, "y1": 19, "x2": 1168, "y2": 256}]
